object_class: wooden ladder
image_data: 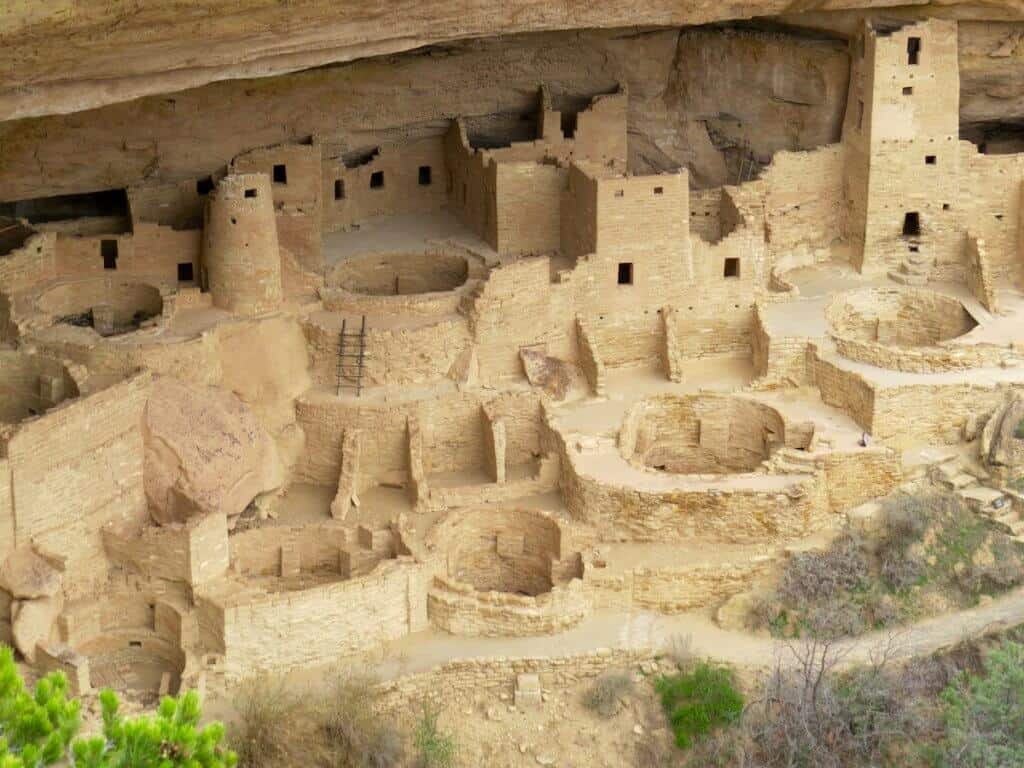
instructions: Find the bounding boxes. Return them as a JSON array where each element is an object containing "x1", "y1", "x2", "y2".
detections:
[{"x1": 337, "y1": 316, "x2": 367, "y2": 397}]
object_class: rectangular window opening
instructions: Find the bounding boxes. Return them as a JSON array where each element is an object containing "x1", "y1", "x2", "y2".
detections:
[
  {"x1": 244, "y1": 188, "x2": 258, "y2": 198},
  {"x1": 925, "y1": 155, "x2": 936, "y2": 165},
  {"x1": 101, "y1": 239, "x2": 118, "y2": 270},
  {"x1": 418, "y1": 166, "x2": 432, "y2": 186},
  {"x1": 653, "y1": 186, "x2": 664, "y2": 195},
  {"x1": 907, "y1": 36, "x2": 921, "y2": 65},
  {"x1": 943, "y1": 203, "x2": 951, "y2": 211},
  {"x1": 902, "y1": 86, "x2": 914, "y2": 96},
  {"x1": 561, "y1": 111, "x2": 578, "y2": 140},
  {"x1": 334, "y1": 179, "x2": 345, "y2": 200},
  {"x1": 617, "y1": 262, "x2": 633, "y2": 285},
  {"x1": 723, "y1": 257, "x2": 740, "y2": 279},
  {"x1": 196, "y1": 177, "x2": 214, "y2": 196},
  {"x1": 177, "y1": 262, "x2": 194, "y2": 282},
  {"x1": 272, "y1": 164, "x2": 288, "y2": 184},
  {"x1": 128, "y1": 640, "x2": 142, "y2": 648},
  {"x1": 370, "y1": 171, "x2": 385, "y2": 189},
  {"x1": 903, "y1": 211, "x2": 921, "y2": 237}
]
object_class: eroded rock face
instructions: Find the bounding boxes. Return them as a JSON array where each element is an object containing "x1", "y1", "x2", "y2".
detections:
[
  {"x1": 0, "y1": 0, "x2": 934, "y2": 121},
  {"x1": 144, "y1": 378, "x2": 284, "y2": 524},
  {"x1": 0, "y1": 547, "x2": 61, "y2": 600}
]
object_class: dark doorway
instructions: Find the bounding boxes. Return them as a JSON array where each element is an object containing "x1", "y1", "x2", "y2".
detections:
[
  {"x1": 902, "y1": 212, "x2": 921, "y2": 237},
  {"x1": 177, "y1": 263, "x2": 195, "y2": 282},
  {"x1": 617, "y1": 262, "x2": 633, "y2": 285},
  {"x1": 370, "y1": 171, "x2": 385, "y2": 189},
  {"x1": 418, "y1": 166, "x2": 432, "y2": 186},
  {"x1": 101, "y1": 239, "x2": 118, "y2": 270},
  {"x1": 907, "y1": 37, "x2": 921, "y2": 65},
  {"x1": 273, "y1": 164, "x2": 288, "y2": 184}
]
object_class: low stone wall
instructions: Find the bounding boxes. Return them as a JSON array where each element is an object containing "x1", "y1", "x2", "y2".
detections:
[
  {"x1": 375, "y1": 648, "x2": 658, "y2": 711},
  {"x1": 427, "y1": 575, "x2": 590, "y2": 636},
  {"x1": 561, "y1": 456, "x2": 828, "y2": 544},
  {"x1": 832, "y1": 335, "x2": 1016, "y2": 373},
  {"x1": 585, "y1": 558, "x2": 776, "y2": 614}
]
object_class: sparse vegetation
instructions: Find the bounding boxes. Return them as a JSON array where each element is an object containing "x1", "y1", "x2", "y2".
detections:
[
  {"x1": 413, "y1": 705, "x2": 456, "y2": 768},
  {"x1": 232, "y1": 671, "x2": 403, "y2": 768},
  {"x1": 749, "y1": 491, "x2": 1024, "y2": 639},
  {"x1": 583, "y1": 671, "x2": 634, "y2": 718},
  {"x1": 640, "y1": 628, "x2": 1024, "y2": 768},
  {"x1": 654, "y1": 662, "x2": 744, "y2": 750}
]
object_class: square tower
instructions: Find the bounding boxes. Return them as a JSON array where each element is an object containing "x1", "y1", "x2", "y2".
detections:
[{"x1": 844, "y1": 18, "x2": 961, "y2": 276}]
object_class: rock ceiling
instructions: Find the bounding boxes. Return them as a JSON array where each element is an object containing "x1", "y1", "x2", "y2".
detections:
[{"x1": 3, "y1": 0, "x2": 1024, "y2": 121}]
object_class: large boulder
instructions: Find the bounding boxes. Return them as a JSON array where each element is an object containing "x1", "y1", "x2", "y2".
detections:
[
  {"x1": 12, "y1": 595, "x2": 62, "y2": 663},
  {"x1": 0, "y1": 547, "x2": 61, "y2": 599},
  {"x1": 144, "y1": 378, "x2": 284, "y2": 524}
]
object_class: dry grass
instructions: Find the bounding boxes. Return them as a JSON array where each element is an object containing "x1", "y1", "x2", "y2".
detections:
[{"x1": 231, "y1": 671, "x2": 404, "y2": 768}]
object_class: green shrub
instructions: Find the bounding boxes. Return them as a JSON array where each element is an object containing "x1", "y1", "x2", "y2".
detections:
[
  {"x1": 413, "y1": 705, "x2": 455, "y2": 768},
  {"x1": 654, "y1": 663, "x2": 744, "y2": 750},
  {"x1": 941, "y1": 640, "x2": 1024, "y2": 766},
  {"x1": 0, "y1": 645, "x2": 235, "y2": 768},
  {"x1": 582, "y1": 672, "x2": 633, "y2": 718}
]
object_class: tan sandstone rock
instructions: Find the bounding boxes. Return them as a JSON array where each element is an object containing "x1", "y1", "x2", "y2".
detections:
[
  {"x1": 144, "y1": 378, "x2": 284, "y2": 524},
  {"x1": 0, "y1": 547, "x2": 61, "y2": 599},
  {"x1": 12, "y1": 595, "x2": 63, "y2": 663}
]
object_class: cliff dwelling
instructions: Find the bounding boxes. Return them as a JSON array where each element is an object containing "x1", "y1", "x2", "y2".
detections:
[{"x1": 6, "y1": 5, "x2": 1024, "y2": 765}]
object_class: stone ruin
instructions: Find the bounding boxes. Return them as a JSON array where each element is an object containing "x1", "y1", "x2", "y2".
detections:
[{"x1": 2, "y1": 11, "x2": 1024, "y2": 719}]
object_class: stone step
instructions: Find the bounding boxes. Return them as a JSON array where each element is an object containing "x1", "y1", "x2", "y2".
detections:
[
  {"x1": 957, "y1": 485, "x2": 1008, "y2": 512},
  {"x1": 937, "y1": 472, "x2": 977, "y2": 491}
]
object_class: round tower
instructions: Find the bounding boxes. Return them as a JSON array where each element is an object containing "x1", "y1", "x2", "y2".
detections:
[{"x1": 202, "y1": 173, "x2": 283, "y2": 316}]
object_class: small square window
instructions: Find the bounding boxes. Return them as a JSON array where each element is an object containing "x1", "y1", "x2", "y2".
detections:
[
  {"x1": 925, "y1": 155, "x2": 936, "y2": 165},
  {"x1": 244, "y1": 188, "x2": 258, "y2": 198},
  {"x1": 418, "y1": 166, "x2": 432, "y2": 186},
  {"x1": 617, "y1": 262, "x2": 633, "y2": 285},
  {"x1": 101, "y1": 239, "x2": 118, "y2": 270},
  {"x1": 196, "y1": 177, "x2": 214, "y2": 196},
  {"x1": 334, "y1": 179, "x2": 345, "y2": 200},
  {"x1": 943, "y1": 203, "x2": 951, "y2": 211},
  {"x1": 272, "y1": 164, "x2": 287, "y2": 184},
  {"x1": 724, "y1": 257, "x2": 740, "y2": 278},
  {"x1": 370, "y1": 171, "x2": 385, "y2": 189},
  {"x1": 902, "y1": 86, "x2": 914, "y2": 96},
  {"x1": 177, "y1": 262, "x2": 194, "y2": 282},
  {"x1": 653, "y1": 186, "x2": 664, "y2": 195}
]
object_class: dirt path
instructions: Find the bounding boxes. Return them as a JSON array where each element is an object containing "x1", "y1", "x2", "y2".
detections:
[{"x1": 370, "y1": 586, "x2": 1024, "y2": 681}]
